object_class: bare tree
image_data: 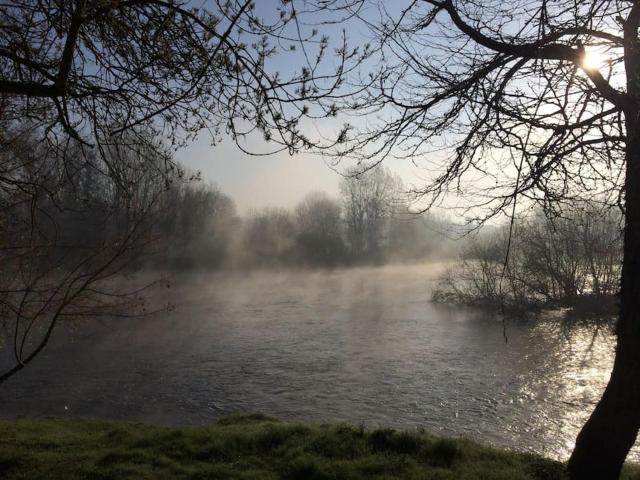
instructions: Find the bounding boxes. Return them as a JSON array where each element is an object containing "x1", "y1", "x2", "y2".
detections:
[
  {"x1": 340, "y1": 165, "x2": 403, "y2": 262},
  {"x1": 0, "y1": 0, "x2": 361, "y2": 162},
  {"x1": 155, "y1": 178, "x2": 236, "y2": 270},
  {"x1": 319, "y1": 1, "x2": 636, "y2": 477},
  {"x1": 242, "y1": 208, "x2": 296, "y2": 267},
  {"x1": 434, "y1": 207, "x2": 622, "y2": 311},
  {"x1": 0, "y1": 129, "x2": 166, "y2": 384},
  {"x1": 294, "y1": 192, "x2": 345, "y2": 266},
  {"x1": 0, "y1": 0, "x2": 359, "y2": 378}
]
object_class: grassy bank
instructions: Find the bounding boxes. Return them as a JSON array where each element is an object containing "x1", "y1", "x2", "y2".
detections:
[{"x1": 0, "y1": 414, "x2": 637, "y2": 480}]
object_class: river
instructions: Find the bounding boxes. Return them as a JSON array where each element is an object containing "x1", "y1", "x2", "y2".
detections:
[{"x1": 0, "y1": 263, "x2": 631, "y2": 461}]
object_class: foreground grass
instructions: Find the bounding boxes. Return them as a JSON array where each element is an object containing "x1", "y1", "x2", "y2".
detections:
[{"x1": 0, "y1": 414, "x2": 638, "y2": 480}]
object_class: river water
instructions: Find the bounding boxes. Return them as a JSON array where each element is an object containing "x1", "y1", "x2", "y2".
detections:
[{"x1": 0, "y1": 263, "x2": 631, "y2": 461}]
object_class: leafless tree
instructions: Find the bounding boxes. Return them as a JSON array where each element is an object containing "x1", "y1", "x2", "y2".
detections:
[
  {"x1": 0, "y1": 0, "x2": 361, "y2": 378},
  {"x1": 340, "y1": 165, "x2": 404, "y2": 261},
  {"x1": 242, "y1": 208, "x2": 296, "y2": 267},
  {"x1": 0, "y1": 128, "x2": 167, "y2": 384},
  {"x1": 294, "y1": 192, "x2": 346, "y2": 266},
  {"x1": 319, "y1": 1, "x2": 637, "y2": 477},
  {"x1": 434, "y1": 207, "x2": 622, "y2": 311},
  {"x1": 0, "y1": 0, "x2": 363, "y2": 160},
  {"x1": 155, "y1": 178, "x2": 236, "y2": 269}
]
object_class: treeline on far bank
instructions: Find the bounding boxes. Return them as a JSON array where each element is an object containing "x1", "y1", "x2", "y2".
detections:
[
  {"x1": 0, "y1": 131, "x2": 453, "y2": 274},
  {"x1": 152, "y1": 165, "x2": 455, "y2": 270}
]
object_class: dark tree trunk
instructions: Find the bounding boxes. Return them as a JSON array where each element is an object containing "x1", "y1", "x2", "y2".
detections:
[{"x1": 567, "y1": 120, "x2": 640, "y2": 479}]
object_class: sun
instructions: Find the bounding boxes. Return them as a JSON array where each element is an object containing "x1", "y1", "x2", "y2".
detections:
[{"x1": 583, "y1": 50, "x2": 605, "y2": 71}]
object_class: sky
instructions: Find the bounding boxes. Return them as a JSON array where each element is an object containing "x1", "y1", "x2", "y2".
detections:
[
  {"x1": 175, "y1": 132, "x2": 436, "y2": 214},
  {"x1": 176, "y1": 136, "x2": 344, "y2": 213},
  {"x1": 176, "y1": 0, "x2": 422, "y2": 214}
]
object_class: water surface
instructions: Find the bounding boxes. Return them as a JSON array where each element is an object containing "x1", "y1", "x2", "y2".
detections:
[{"x1": 0, "y1": 264, "x2": 627, "y2": 461}]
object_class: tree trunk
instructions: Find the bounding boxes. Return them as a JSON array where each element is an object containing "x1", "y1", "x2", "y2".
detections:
[{"x1": 567, "y1": 122, "x2": 640, "y2": 479}]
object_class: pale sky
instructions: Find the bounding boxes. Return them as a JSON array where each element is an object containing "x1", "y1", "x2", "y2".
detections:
[
  {"x1": 175, "y1": 132, "x2": 435, "y2": 214},
  {"x1": 176, "y1": 135, "x2": 343, "y2": 213}
]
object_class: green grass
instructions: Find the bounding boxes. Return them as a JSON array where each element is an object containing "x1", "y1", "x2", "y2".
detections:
[{"x1": 0, "y1": 414, "x2": 637, "y2": 479}]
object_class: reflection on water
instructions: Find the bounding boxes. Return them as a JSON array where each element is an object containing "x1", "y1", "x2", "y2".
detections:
[{"x1": 0, "y1": 264, "x2": 633, "y2": 461}]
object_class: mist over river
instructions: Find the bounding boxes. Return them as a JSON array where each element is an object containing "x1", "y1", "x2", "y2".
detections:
[{"x1": 0, "y1": 263, "x2": 632, "y2": 461}]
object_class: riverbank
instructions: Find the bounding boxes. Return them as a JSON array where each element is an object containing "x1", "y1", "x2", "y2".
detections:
[{"x1": 0, "y1": 414, "x2": 637, "y2": 480}]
